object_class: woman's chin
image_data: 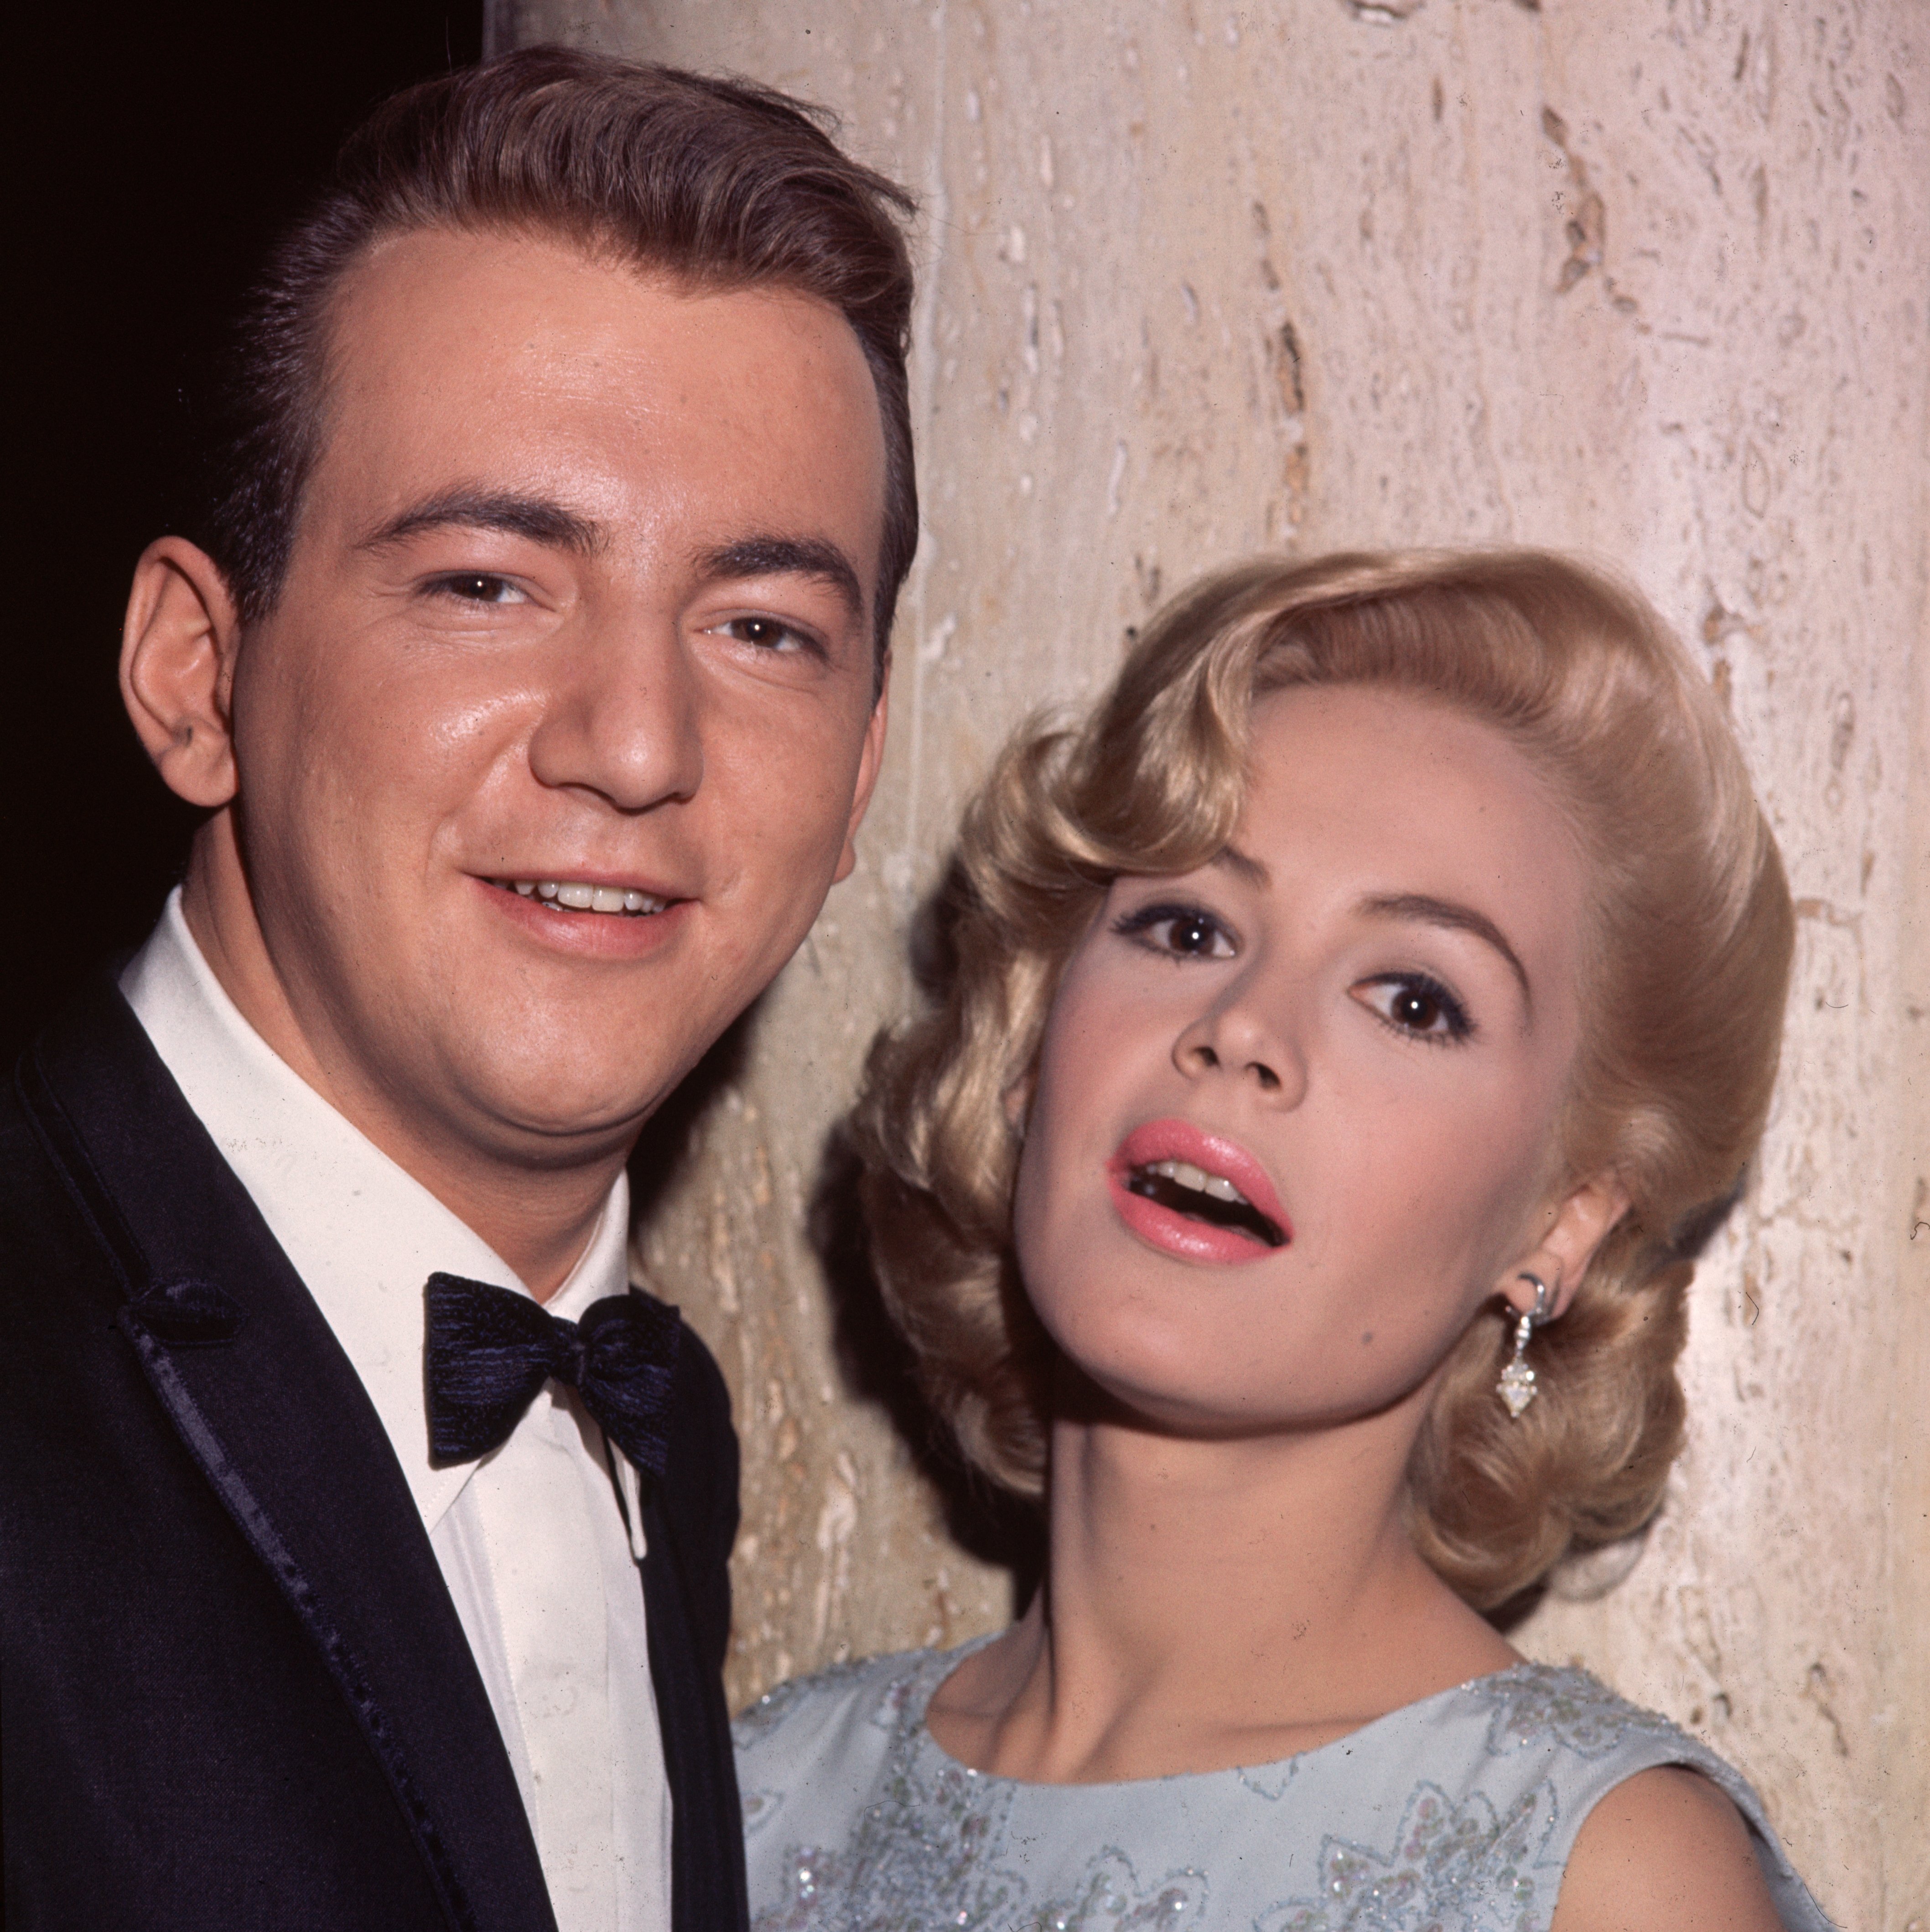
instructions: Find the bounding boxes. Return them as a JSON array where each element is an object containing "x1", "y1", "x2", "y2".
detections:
[
  {"x1": 1048, "y1": 1352, "x2": 1291, "y2": 1440},
  {"x1": 1046, "y1": 1338, "x2": 1444, "y2": 1447}
]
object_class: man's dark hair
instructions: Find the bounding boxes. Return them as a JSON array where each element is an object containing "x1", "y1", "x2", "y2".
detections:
[{"x1": 193, "y1": 46, "x2": 918, "y2": 665}]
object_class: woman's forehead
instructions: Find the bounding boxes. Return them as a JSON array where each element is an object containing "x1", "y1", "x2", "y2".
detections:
[
  {"x1": 1213, "y1": 690, "x2": 1588, "y2": 981},
  {"x1": 1240, "y1": 685, "x2": 1563, "y2": 833}
]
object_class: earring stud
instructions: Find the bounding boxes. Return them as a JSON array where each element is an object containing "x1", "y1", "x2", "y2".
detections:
[{"x1": 1497, "y1": 1272, "x2": 1552, "y2": 1419}]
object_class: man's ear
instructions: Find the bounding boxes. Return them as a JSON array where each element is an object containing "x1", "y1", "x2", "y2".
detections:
[
  {"x1": 1503, "y1": 1172, "x2": 1631, "y2": 1320},
  {"x1": 119, "y1": 537, "x2": 245, "y2": 809},
  {"x1": 832, "y1": 653, "x2": 891, "y2": 885}
]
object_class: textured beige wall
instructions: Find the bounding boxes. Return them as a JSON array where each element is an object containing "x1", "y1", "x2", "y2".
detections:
[{"x1": 496, "y1": 1, "x2": 1926, "y2": 1920}]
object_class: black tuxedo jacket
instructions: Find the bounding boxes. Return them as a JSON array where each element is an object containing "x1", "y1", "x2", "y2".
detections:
[{"x1": 1, "y1": 978, "x2": 750, "y2": 1932}]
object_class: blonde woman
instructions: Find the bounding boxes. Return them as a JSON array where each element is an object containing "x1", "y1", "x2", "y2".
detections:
[{"x1": 736, "y1": 554, "x2": 1828, "y2": 1931}]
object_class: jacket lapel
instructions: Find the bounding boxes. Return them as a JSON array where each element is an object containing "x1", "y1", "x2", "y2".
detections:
[
  {"x1": 643, "y1": 1479, "x2": 750, "y2": 1932},
  {"x1": 21, "y1": 979, "x2": 557, "y2": 1932}
]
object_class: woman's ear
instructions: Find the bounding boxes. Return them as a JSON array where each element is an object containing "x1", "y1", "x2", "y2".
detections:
[
  {"x1": 1002, "y1": 1067, "x2": 1036, "y2": 1140},
  {"x1": 120, "y1": 537, "x2": 245, "y2": 810},
  {"x1": 1504, "y1": 1172, "x2": 1631, "y2": 1320}
]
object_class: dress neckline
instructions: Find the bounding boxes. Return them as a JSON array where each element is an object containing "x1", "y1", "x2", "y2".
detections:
[{"x1": 909, "y1": 1639, "x2": 1577, "y2": 1795}]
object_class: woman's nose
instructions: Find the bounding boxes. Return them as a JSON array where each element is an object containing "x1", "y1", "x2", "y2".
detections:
[{"x1": 1172, "y1": 984, "x2": 1305, "y2": 1102}]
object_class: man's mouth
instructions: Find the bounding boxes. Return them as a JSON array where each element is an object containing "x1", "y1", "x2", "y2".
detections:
[
  {"x1": 1123, "y1": 1158, "x2": 1288, "y2": 1248},
  {"x1": 490, "y1": 878, "x2": 671, "y2": 918}
]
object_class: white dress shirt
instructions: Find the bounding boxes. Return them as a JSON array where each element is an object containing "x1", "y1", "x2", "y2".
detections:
[{"x1": 122, "y1": 891, "x2": 671, "y2": 1932}]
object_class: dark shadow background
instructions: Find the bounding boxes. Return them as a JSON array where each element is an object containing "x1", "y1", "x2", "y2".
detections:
[{"x1": 5, "y1": 3, "x2": 484, "y2": 1065}]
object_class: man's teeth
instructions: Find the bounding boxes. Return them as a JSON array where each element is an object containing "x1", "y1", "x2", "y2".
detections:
[
  {"x1": 1141, "y1": 1158, "x2": 1249, "y2": 1206},
  {"x1": 505, "y1": 880, "x2": 667, "y2": 916}
]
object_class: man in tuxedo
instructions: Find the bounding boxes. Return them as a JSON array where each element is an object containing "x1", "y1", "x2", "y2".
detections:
[{"x1": 1, "y1": 48, "x2": 914, "y2": 1932}]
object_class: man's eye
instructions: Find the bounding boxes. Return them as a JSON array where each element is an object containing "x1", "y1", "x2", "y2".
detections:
[
  {"x1": 716, "y1": 615, "x2": 810, "y2": 653},
  {"x1": 1111, "y1": 902, "x2": 1237, "y2": 960},
  {"x1": 1353, "y1": 975, "x2": 1473, "y2": 1042},
  {"x1": 429, "y1": 573, "x2": 527, "y2": 605}
]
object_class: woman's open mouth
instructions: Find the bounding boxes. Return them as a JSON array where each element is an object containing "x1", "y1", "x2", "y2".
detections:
[
  {"x1": 1123, "y1": 1158, "x2": 1287, "y2": 1248},
  {"x1": 1108, "y1": 1121, "x2": 1292, "y2": 1263}
]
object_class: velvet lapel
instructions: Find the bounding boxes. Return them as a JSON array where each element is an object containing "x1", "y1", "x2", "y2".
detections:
[
  {"x1": 642, "y1": 1479, "x2": 750, "y2": 1932},
  {"x1": 20, "y1": 978, "x2": 557, "y2": 1932}
]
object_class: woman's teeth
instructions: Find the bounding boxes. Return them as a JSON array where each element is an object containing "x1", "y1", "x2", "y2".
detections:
[
  {"x1": 1126, "y1": 1159, "x2": 1288, "y2": 1247},
  {"x1": 502, "y1": 880, "x2": 667, "y2": 916},
  {"x1": 1140, "y1": 1158, "x2": 1250, "y2": 1205}
]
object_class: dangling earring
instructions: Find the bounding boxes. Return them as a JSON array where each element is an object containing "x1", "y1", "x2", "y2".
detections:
[{"x1": 1497, "y1": 1272, "x2": 1553, "y2": 1419}]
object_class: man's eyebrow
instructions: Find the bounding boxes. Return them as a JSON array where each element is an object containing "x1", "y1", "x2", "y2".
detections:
[
  {"x1": 1358, "y1": 892, "x2": 1532, "y2": 1010},
  {"x1": 696, "y1": 536, "x2": 865, "y2": 623},
  {"x1": 357, "y1": 489, "x2": 608, "y2": 555},
  {"x1": 1210, "y1": 844, "x2": 1272, "y2": 888}
]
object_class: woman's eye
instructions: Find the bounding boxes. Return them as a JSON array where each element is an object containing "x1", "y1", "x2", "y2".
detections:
[
  {"x1": 429, "y1": 573, "x2": 527, "y2": 606},
  {"x1": 1112, "y1": 903, "x2": 1237, "y2": 960},
  {"x1": 1354, "y1": 975, "x2": 1473, "y2": 1041}
]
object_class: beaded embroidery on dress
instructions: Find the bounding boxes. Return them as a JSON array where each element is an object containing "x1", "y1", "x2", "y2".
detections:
[{"x1": 735, "y1": 1643, "x2": 1829, "y2": 1932}]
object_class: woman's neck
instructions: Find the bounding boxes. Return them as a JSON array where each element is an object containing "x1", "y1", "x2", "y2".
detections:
[{"x1": 926, "y1": 1400, "x2": 1517, "y2": 1785}]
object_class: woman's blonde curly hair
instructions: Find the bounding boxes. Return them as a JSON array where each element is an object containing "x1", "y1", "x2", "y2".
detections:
[{"x1": 853, "y1": 550, "x2": 1793, "y2": 1610}]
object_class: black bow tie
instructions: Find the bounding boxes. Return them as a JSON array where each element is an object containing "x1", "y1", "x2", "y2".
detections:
[{"x1": 424, "y1": 1273, "x2": 682, "y2": 1479}]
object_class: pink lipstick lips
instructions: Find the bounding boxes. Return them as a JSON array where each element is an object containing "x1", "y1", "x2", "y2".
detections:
[{"x1": 1107, "y1": 1119, "x2": 1292, "y2": 1264}]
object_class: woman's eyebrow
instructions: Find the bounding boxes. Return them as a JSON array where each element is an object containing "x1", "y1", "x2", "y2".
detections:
[
  {"x1": 1357, "y1": 892, "x2": 1532, "y2": 1010},
  {"x1": 1210, "y1": 844, "x2": 1271, "y2": 887}
]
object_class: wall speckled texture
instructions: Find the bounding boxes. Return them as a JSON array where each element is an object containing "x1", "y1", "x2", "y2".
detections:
[{"x1": 495, "y1": 2, "x2": 1925, "y2": 1919}]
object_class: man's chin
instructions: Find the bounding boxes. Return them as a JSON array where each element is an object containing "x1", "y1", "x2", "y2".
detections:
[
  {"x1": 439, "y1": 1003, "x2": 748, "y2": 1143},
  {"x1": 447, "y1": 1069, "x2": 681, "y2": 1159}
]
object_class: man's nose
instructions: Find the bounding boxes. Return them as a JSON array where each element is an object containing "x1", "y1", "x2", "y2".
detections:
[
  {"x1": 1171, "y1": 974, "x2": 1308, "y2": 1105},
  {"x1": 524, "y1": 614, "x2": 705, "y2": 813}
]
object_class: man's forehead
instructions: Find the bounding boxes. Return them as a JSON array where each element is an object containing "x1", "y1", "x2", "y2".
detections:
[
  {"x1": 304, "y1": 226, "x2": 887, "y2": 575},
  {"x1": 329, "y1": 223, "x2": 866, "y2": 375}
]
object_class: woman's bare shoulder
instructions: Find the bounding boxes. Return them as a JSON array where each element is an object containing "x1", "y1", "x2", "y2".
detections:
[{"x1": 1552, "y1": 1764, "x2": 1785, "y2": 1932}]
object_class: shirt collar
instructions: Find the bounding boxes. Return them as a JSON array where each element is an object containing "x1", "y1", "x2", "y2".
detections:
[{"x1": 119, "y1": 889, "x2": 633, "y2": 1533}]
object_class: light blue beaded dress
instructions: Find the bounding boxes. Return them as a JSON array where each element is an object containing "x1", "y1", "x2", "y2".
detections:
[{"x1": 735, "y1": 1639, "x2": 1830, "y2": 1932}]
